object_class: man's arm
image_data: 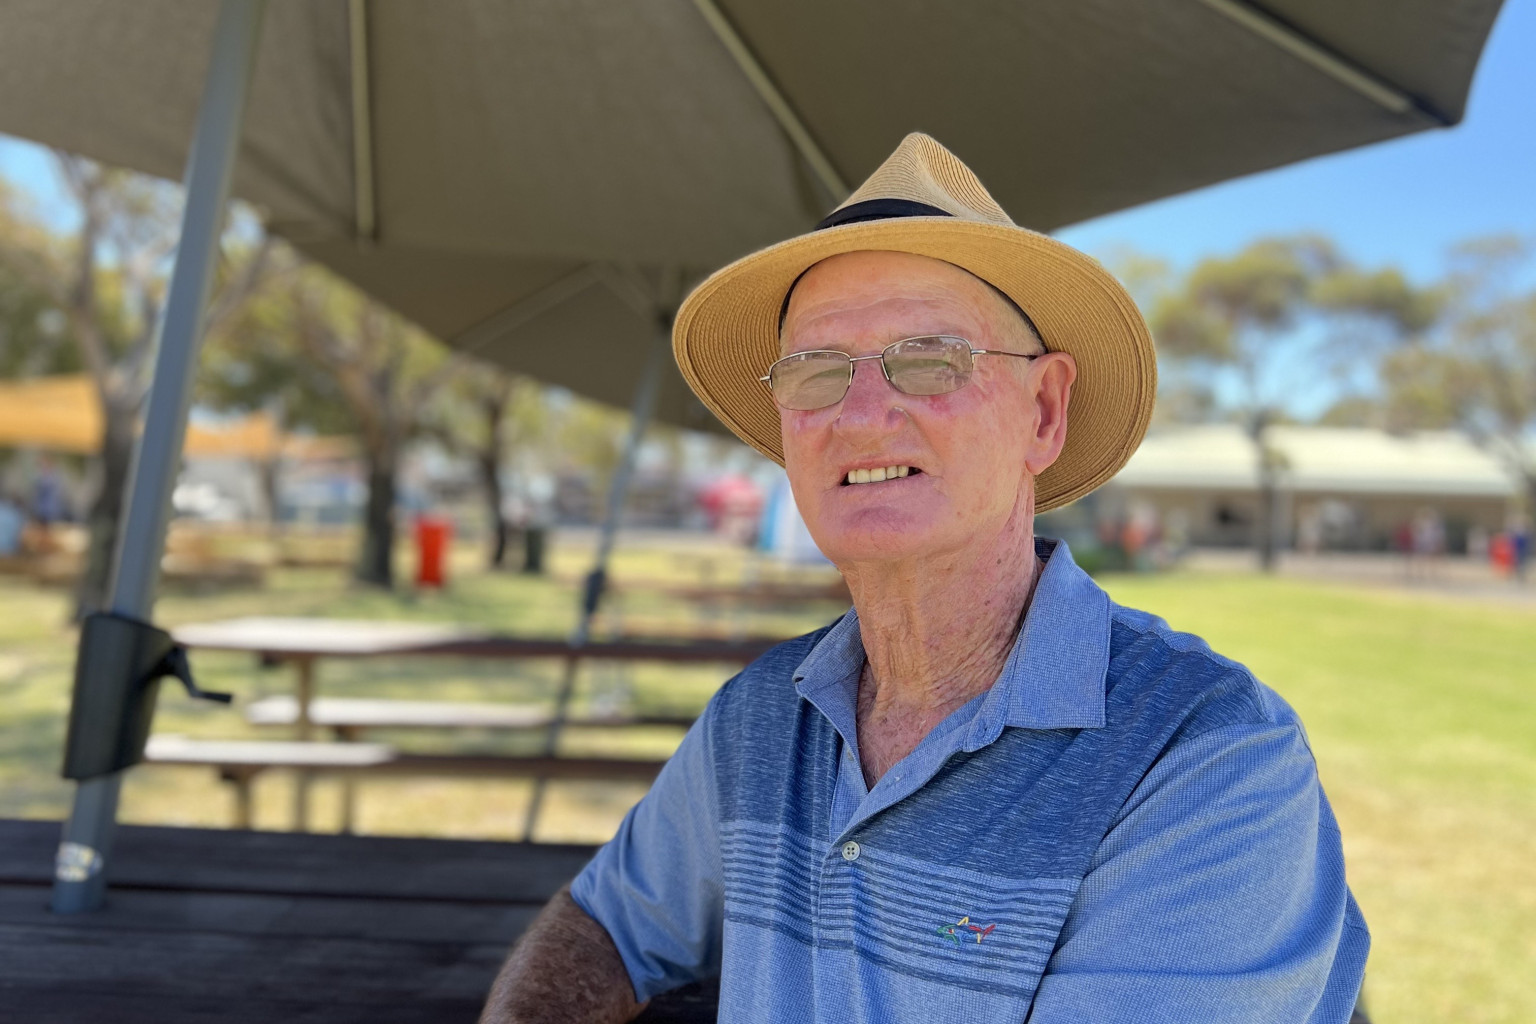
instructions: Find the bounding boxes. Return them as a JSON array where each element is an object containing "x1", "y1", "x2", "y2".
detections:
[
  {"x1": 482, "y1": 691, "x2": 729, "y2": 1020},
  {"x1": 1027, "y1": 721, "x2": 1369, "y2": 1024},
  {"x1": 479, "y1": 885, "x2": 646, "y2": 1024}
]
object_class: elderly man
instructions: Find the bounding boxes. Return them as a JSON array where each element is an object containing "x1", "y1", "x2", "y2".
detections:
[{"x1": 482, "y1": 134, "x2": 1368, "y2": 1023}]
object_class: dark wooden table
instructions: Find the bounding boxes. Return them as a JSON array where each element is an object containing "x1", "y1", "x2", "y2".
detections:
[{"x1": 0, "y1": 818, "x2": 716, "y2": 1023}]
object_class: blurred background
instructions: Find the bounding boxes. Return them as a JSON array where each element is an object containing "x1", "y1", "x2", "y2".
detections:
[{"x1": 0, "y1": 1, "x2": 1532, "y2": 1021}]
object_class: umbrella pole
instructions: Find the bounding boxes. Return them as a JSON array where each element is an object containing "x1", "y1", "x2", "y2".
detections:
[
  {"x1": 522, "y1": 312, "x2": 672, "y2": 838},
  {"x1": 51, "y1": 0, "x2": 267, "y2": 915}
]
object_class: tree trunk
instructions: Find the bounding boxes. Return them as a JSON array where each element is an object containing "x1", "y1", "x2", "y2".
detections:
[
  {"x1": 1257, "y1": 467, "x2": 1279, "y2": 571},
  {"x1": 356, "y1": 447, "x2": 397, "y2": 588},
  {"x1": 479, "y1": 387, "x2": 510, "y2": 570},
  {"x1": 258, "y1": 456, "x2": 283, "y2": 535},
  {"x1": 481, "y1": 453, "x2": 508, "y2": 570},
  {"x1": 1250, "y1": 412, "x2": 1280, "y2": 572},
  {"x1": 260, "y1": 399, "x2": 286, "y2": 538},
  {"x1": 73, "y1": 401, "x2": 136, "y2": 619}
]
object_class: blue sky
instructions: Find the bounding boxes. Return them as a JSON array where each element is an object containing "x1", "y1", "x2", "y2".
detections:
[
  {"x1": 1056, "y1": 0, "x2": 1536, "y2": 284},
  {"x1": 1052, "y1": 0, "x2": 1535, "y2": 419},
  {"x1": 0, "y1": 136, "x2": 71, "y2": 231}
]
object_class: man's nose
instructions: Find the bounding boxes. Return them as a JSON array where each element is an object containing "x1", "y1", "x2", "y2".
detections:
[{"x1": 834, "y1": 357, "x2": 904, "y2": 429}]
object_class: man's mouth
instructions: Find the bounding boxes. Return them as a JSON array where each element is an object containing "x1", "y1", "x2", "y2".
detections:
[{"x1": 841, "y1": 466, "x2": 921, "y2": 486}]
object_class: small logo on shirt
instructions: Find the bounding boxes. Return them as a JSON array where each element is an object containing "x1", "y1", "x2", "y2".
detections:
[{"x1": 937, "y1": 915, "x2": 996, "y2": 945}]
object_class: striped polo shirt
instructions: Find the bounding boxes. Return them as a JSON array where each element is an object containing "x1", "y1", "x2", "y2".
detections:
[{"x1": 571, "y1": 539, "x2": 1369, "y2": 1022}]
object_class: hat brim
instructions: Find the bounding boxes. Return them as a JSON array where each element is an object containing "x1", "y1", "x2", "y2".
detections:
[{"x1": 672, "y1": 218, "x2": 1156, "y2": 513}]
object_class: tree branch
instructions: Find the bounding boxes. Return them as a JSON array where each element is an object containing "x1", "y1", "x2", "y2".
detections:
[{"x1": 52, "y1": 154, "x2": 114, "y2": 403}]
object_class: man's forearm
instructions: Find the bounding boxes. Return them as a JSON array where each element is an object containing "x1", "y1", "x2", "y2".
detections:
[{"x1": 479, "y1": 885, "x2": 646, "y2": 1024}]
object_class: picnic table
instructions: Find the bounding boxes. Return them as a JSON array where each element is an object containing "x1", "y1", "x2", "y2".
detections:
[
  {"x1": 170, "y1": 616, "x2": 786, "y2": 730},
  {"x1": 0, "y1": 817, "x2": 716, "y2": 1022},
  {"x1": 164, "y1": 617, "x2": 786, "y2": 830}
]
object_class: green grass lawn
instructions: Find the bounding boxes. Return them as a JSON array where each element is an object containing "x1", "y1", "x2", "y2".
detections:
[
  {"x1": 1101, "y1": 573, "x2": 1536, "y2": 1024},
  {"x1": 0, "y1": 541, "x2": 1531, "y2": 1023}
]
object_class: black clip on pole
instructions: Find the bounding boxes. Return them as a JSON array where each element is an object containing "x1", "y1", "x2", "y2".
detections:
[{"x1": 61, "y1": 612, "x2": 232, "y2": 782}]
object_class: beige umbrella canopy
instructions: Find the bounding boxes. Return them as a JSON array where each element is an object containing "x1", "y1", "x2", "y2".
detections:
[
  {"x1": 0, "y1": 0, "x2": 1506, "y2": 426},
  {"x1": 5, "y1": 0, "x2": 1506, "y2": 916}
]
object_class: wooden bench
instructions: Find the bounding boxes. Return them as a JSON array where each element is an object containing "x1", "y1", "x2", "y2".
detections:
[
  {"x1": 244, "y1": 695, "x2": 697, "y2": 737},
  {"x1": 145, "y1": 735, "x2": 397, "y2": 831},
  {"x1": 144, "y1": 734, "x2": 669, "y2": 833},
  {"x1": 239, "y1": 697, "x2": 693, "y2": 832}
]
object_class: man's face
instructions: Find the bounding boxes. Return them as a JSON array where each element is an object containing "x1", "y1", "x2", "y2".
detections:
[{"x1": 778, "y1": 250, "x2": 1074, "y2": 567}]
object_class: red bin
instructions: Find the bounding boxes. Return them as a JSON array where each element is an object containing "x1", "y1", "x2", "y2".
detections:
[
  {"x1": 1490, "y1": 532, "x2": 1514, "y2": 575},
  {"x1": 414, "y1": 514, "x2": 452, "y2": 588}
]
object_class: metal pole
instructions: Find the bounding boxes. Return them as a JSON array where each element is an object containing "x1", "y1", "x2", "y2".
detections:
[
  {"x1": 52, "y1": 0, "x2": 268, "y2": 914},
  {"x1": 522, "y1": 313, "x2": 672, "y2": 837},
  {"x1": 573, "y1": 322, "x2": 672, "y2": 647},
  {"x1": 1194, "y1": 0, "x2": 1447, "y2": 125},
  {"x1": 688, "y1": 0, "x2": 849, "y2": 204}
]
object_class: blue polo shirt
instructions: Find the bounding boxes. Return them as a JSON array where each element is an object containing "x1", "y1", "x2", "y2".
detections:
[{"x1": 571, "y1": 540, "x2": 1369, "y2": 1022}]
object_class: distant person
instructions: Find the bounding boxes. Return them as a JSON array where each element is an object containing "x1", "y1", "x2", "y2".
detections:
[
  {"x1": 1410, "y1": 507, "x2": 1445, "y2": 581},
  {"x1": 483, "y1": 134, "x2": 1368, "y2": 1024},
  {"x1": 29, "y1": 456, "x2": 68, "y2": 553},
  {"x1": 1465, "y1": 524, "x2": 1489, "y2": 564},
  {"x1": 1393, "y1": 519, "x2": 1415, "y2": 579},
  {"x1": 31, "y1": 456, "x2": 67, "y2": 525},
  {"x1": 1512, "y1": 514, "x2": 1532, "y2": 583},
  {"x1": 1163, "y1": 506, "x2": 1192, "y2": 561},
  {"x1": 0, "y1": 491, "x2": 25, "y2": 556},
  {"x1": 1297, "y1": 505, "x2": 1324, "y2": 556}
]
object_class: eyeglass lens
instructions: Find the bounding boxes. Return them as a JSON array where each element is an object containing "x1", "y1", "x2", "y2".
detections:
[{"x1": 768, "y1": 336, "x2": 976, "y2": 411}]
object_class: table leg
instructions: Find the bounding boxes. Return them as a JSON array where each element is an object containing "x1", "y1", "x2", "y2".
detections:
[
  {"x1": 220, "y1": 767, "x2": 257, "y2": 830},
  {"x1": 294, "y1": 656, "x2": 316, "y2": 739},
  {"x1": 293, "y1": 656, "x2": 315, "y2": 832},
  {"x1": 337, "y1": 725, "x2": 359, "y2": 834},
  {"x1": 338, "y1": 777, "x2": 357, "y2": 834}
]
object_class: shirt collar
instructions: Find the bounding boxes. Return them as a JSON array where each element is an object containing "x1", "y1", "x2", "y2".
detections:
[{"x1": 792, "y1": 538, "x2": 1110, "y2": 750}]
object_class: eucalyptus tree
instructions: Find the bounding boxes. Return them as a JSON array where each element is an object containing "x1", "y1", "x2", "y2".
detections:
[
  {"x1": 1149, "y1": 236, "x2": 1340, "y2": 568},
  {"x1": 0, "y1": 156, "x2": 267, "y2": 615},
  {"x1": 205, "y1": 248, "x2": 461, "y2": 588},
  {"x1": 1149, "y1": 235, "x2": 1449, "y2": 568}
]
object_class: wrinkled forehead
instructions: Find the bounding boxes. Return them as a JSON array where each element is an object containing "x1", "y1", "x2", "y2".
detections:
[{"x1": 778, "y1": 251, "x2": 1044, "y2": 350}]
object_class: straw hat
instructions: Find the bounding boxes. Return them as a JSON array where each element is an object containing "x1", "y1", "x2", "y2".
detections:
[{"x1": 672, "y1": 132, "x2": 1156, "y2": 513}]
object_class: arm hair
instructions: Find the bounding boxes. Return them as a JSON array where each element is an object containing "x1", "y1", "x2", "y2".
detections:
[{"x1": 479, "y1": 885, "x2": 647, "y2": 1024}]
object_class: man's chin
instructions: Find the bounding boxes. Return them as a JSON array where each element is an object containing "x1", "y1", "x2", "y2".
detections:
[{"x1": 813, "y1": 519, "x2": 957, "y2": 568}]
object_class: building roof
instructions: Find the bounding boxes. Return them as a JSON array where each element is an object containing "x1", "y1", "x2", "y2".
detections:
[{"x1": 1112, "y1": 424, "x2": 1521, "y2": 498}]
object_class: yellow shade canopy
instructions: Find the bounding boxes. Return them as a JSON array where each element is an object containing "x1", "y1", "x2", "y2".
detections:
[{"x1": 0, "y1": 375, "x2": 348, "y2": 460}]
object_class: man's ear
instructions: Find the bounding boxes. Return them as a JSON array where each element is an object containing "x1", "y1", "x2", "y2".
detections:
[{"x1": 1024, "y1": 352, "x2": 1076, "y2": 476}]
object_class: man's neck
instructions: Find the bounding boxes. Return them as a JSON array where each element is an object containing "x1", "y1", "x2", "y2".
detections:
[{"x1": 840, "y1": 519, "x2": 1044, "y2": 785}]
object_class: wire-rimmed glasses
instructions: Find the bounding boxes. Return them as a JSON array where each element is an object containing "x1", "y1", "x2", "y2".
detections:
[{"x1": 759, "y1": 335, "x2": 1039, "y2": 412}]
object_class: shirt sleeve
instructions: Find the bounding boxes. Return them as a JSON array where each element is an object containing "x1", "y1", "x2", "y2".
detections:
[
  {"x1": 568, "y1": 700, "x2": 726, "y2": 1002},
  {"x1": 1026, "y1": 722, "x2": 1370, "y2": 1024}
]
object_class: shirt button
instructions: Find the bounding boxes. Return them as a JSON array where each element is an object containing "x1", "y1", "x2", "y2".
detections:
[{"x1": 841, "y1": 841, "x2": 861, "y2": 862}]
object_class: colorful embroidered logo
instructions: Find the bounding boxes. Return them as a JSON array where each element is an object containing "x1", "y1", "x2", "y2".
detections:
[{"x1": 937, "y1": 915, "x2": 996, "y2": 945}]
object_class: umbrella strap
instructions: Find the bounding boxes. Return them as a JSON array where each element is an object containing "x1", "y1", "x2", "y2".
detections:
[{"x1": 61, "y1": 612, "x2": 232, "y2": 781}]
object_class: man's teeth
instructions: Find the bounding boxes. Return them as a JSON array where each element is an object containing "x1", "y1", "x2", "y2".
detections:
[{"x1": 845, "y1": 466, "x2": 912, "y2": 485}]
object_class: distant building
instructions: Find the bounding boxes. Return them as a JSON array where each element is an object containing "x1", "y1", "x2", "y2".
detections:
[{"x1": 1102, "y1": 425, "x2": 1523, "y2": 554}]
